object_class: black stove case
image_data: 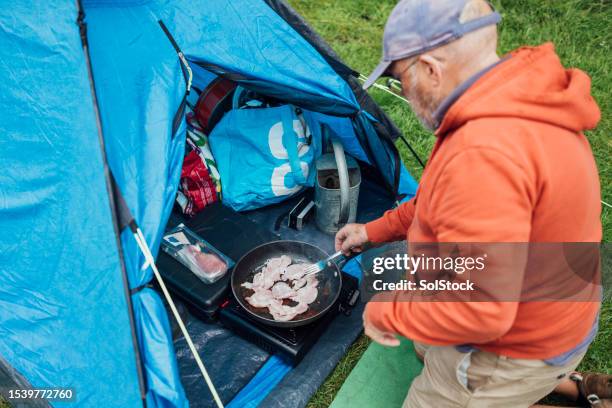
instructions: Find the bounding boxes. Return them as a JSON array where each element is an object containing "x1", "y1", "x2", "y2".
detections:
[{"x1": 219, "y1": 272, "x2": 359, "y2": 364}]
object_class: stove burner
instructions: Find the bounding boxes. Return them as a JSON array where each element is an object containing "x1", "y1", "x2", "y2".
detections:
[{"x1": 219, "y1": 272, "x2": 359, "y2": 364}]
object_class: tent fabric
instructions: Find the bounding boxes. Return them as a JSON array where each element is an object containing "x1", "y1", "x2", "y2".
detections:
[
  {"x1": 159, "y1": 0, "x2": 360, "y2": 116},
  {"x1": 309, "y1": 113, "x2": 370, "y2": 164},
  {"x1": 0, "y1": 2, "x2": 144, "y2": 407},
  {"x1": 355, "y1": 112, "x2": 401, "y2": 194},
  {"x1": 399, "y1": 166, "x2": 420, "y2": 199},
  {"x1": 262, "y1": 0, "x2": 357, "y2": 79},
  {"x1": 83, "y1": 2, "x2": 190, "y2": 406}
]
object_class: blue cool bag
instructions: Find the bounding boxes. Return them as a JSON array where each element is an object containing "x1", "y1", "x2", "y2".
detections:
[{"x1": 208, "y1": 104, "x2": 322, "y2": 211}]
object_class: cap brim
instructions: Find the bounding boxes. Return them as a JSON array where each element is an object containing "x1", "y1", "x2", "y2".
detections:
[{"x1": 362, "y1": 60, "x2": 392, "y2": 90}]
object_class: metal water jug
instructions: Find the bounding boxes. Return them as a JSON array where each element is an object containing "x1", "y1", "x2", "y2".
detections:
[{"x1": 314, "y1": 138, "x2": 361, "y2": 234}]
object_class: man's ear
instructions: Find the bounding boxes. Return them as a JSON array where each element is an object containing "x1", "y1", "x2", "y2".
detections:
[{"x1": 417, "y1": 54, "x2": 443, "y2": 88}]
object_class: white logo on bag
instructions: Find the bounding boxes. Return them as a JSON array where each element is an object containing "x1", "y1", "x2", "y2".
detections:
[
  {"x1": 268, "y1": 120, "x2": 311, "y2": 158},
  {"x1": 271, "y1": 162, "x2": 309, "y2": 196},
  {"x1": 268, "y1": 119, "x2": 312, "y2": 196}
]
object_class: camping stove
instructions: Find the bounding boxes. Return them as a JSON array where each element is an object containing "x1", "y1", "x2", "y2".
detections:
[{"x1": 219, "y1": 272, "x2": 360, "y2": 365}]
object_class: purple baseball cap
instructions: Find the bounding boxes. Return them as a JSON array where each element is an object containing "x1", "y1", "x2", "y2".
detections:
[{"x1": 363, "y1": 0, "x2": 501, "y2": 89}]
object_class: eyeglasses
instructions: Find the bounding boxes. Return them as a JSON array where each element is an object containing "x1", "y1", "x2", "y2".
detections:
[
  {"x1": 386, "y1": 58, "x2": 418, "y2": 96},
  {"x1": 386, "y1": 78, "x2": 403, "y2": 96}
]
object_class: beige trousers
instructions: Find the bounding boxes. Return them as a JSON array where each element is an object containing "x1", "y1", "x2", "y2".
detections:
[{"x1": 404, "y1": 342, "x2": 584, "y2": 408}]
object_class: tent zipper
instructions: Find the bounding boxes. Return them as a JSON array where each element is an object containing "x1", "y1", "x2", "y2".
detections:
[{"x1": 158, "y1": 20, "x2": 192, "y2": 136}]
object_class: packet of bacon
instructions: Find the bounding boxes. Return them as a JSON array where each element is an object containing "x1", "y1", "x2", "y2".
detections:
[{"x1": 161, "y1": 224, "x2": 234, "y2": 284}]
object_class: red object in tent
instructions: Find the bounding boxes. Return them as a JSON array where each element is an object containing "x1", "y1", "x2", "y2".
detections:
[
  {"x1": 180, "y1": 150, "x2": 218, "y2": 216},
  {"x1": 194, "y1": 78, "x2": 237, "y2": 133}
]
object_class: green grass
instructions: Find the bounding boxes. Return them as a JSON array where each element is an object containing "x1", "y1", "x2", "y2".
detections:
[
  {"x1": 284, "y1": 0, "x2": 612, "y2": 407},
  {"x1": 305, "y1": 335, "x2": 372, "y2": 406}
]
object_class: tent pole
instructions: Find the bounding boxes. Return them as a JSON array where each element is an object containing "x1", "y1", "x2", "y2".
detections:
[
  {"x1": 130, "y1": 226, "x2": 225, "y2": 408},
  {"x1": 75, "y1": 1, "x2": 148, "y2": 404}
]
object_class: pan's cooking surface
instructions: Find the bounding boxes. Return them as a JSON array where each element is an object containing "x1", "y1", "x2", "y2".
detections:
[{"x1": 231, "y1": 241, "x2": 342, "y2": 328}]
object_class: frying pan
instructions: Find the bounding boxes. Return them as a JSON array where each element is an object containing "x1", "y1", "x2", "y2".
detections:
[{"x1": 231, "y1": 240, "x2": 342, "y2": 328}]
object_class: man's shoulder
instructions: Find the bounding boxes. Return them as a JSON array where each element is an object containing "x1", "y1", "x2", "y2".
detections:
[
  {"x1": 446, "y1": 117, "x2": 538, "y2": 146},
  {"x1": 437, "y1": 117, "x2": 549, "y2": 179},
  {"x1": 442, "y1": 116, "x2": 560, "y2": 162}
]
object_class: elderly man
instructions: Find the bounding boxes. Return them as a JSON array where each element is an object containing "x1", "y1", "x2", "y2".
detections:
[{"x1": 335, "y1": 0, "x2": 606, "y2": 407}]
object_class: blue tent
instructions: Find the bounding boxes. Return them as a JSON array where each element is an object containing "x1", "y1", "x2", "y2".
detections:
[{"x1": 0, "y1": 1, "x2": 417, "y2": 407}]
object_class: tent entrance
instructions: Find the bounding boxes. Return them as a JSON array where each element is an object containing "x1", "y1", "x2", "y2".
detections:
[
  {"x1": 116, "y1": 18, "x2": 414, "y2": 405},
  {"x1": 159, "y1": 68, "x2": 397, "y2": 307},
  {"x1": 158, "y1": 58, "x2": 399, "y2": 401}
]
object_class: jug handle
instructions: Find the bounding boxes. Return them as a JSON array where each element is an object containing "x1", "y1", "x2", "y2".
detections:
[{"x1": 331, "y1": 137, "x2": 350, "y2": 227}]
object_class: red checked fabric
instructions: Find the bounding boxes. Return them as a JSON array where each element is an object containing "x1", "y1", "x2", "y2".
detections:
[{"x1": 180, "y1": 150, "x2": 218, "y2": 215}]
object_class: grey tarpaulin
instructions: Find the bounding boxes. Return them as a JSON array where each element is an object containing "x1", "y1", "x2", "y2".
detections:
[
  {"x1": 172, "y1": 299, "x2": 364, "y2": 408},
  {"x1": 170, "y1": 177, "x2": 394, "y2": 407},
  {"x1": 0, "y1": 355, "x2": 49, "y2": 408},
  {"x1": 173, "y1": 307, "x2": 270, "y2": 406}
]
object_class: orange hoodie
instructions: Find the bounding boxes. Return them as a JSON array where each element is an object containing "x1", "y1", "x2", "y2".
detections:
[{"x1": 364, "y1": 44, "x2": 602, "y2": 359}]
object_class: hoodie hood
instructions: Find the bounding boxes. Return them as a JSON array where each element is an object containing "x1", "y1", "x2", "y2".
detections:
[{"x1": 436, "y1": 43, "x2": 601, "y2": 136}]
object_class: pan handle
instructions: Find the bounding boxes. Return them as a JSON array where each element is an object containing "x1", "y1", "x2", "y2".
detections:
[
  {"x1": 326, "y1": 250, "x2": 347, "y2": 265},
  {"x1": 324, "y1": 249, "x2": 361, "y2": 268}
]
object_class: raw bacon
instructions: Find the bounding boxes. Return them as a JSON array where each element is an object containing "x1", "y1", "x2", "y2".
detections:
[
  {"x1": 283, "y1": 263, "x2": 308, "y2": 280},
  {"x1": 242, "y1": 256, "x2": 319, "y2": 321},
  {"x1": 291, "y1": 282, "x2": 318, "y2": 304},
  {"x1": 245, "y1": 290, "x2": 275, "y2": 308},
  {"x1": 271, "y1": 281, "x2": 296, "y2": 299}
]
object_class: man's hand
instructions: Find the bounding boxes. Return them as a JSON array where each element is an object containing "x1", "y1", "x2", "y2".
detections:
[
  {"x1": 335, "y1": 223, "x2": 369, "y2": 255},
  {"x1": 363, "y1": 309, "x2": 400, "y2": 347}
]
